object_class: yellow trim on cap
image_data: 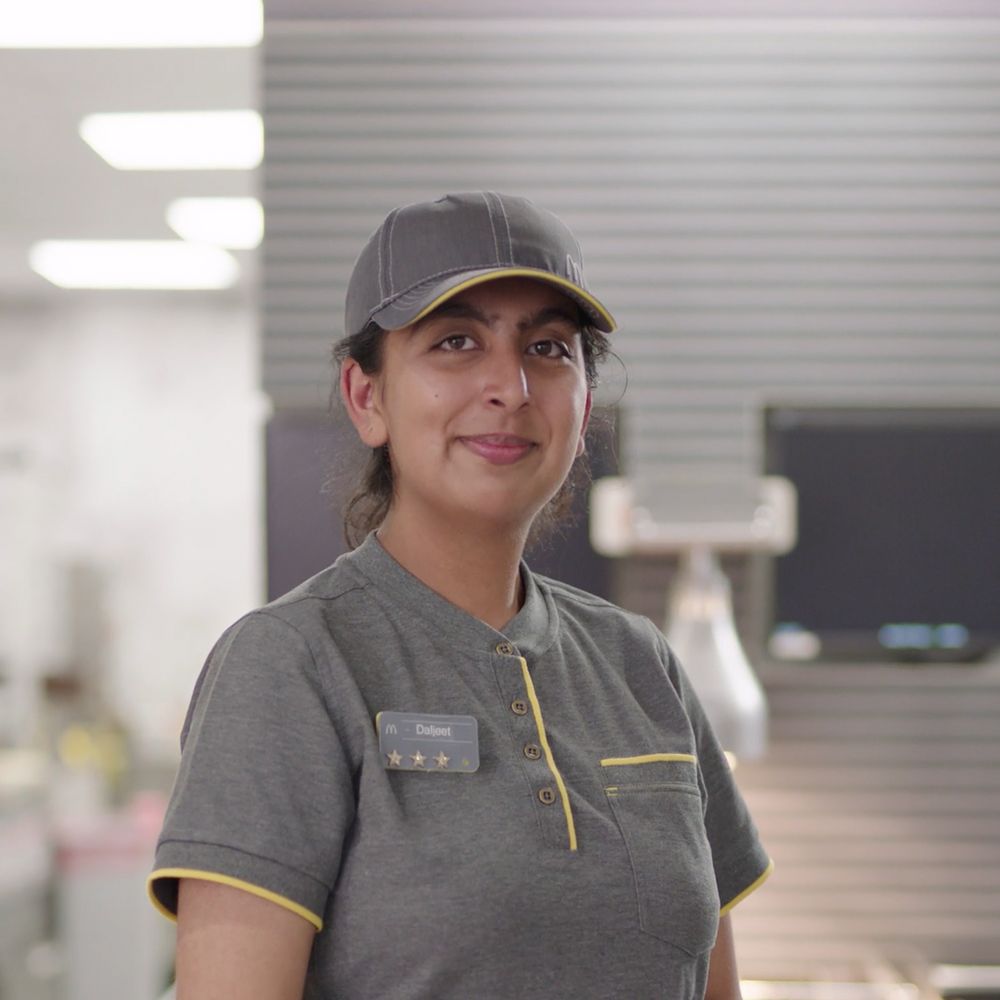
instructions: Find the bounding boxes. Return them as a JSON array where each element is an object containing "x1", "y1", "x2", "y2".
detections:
[
  {"x1": 517, "y1": 656, "x2": 578, "y2": 852},
  {"x1": 600, "y1": 753, "x2": 697, "y2": 767},
  {"x1": 720, "y1": 859, "x2": 774, "y2": 916},
  {"x1": 146, "y1": 868, "x2": 323, "y2": 932},
  {"x1": 409, "y1": 268, "x2": 617, "y2": 332}
]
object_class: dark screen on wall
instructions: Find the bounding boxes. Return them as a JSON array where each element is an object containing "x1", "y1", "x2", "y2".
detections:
[{"x1": 764, "y1": 406, "x2": 1000, "y2": 660}]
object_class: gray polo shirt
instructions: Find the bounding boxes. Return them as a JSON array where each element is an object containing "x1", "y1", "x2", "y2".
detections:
[{"x1": 149, "y1": 533, "x2": 771, "y2": 1000}]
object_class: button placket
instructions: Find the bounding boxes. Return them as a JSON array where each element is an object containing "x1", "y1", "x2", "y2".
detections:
[{"x1": 492, "y1": 645, "x2": 575, "y2": 850}]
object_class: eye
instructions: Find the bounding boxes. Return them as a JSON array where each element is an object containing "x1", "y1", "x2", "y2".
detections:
[
  {"x1": 527, "y1": 338, "x2": 574, "y2": 359},
  {"x1": 434, "y1": 333, "x2": 477, "y2": 352}
]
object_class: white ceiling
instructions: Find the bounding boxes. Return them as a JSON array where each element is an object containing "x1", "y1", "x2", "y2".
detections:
[{"x1": 0, "y1": 45, "x2": 257, "y2": 302}]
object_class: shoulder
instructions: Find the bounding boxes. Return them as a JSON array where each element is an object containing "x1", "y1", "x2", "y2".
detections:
[
  {"x1": 532, "y1": 572, "x2": 618, "y2": 611},
  {"x1": 262, "y1": 553, "x2": 371, "y2": 617},
  {"x1": 184, "y1": 554, "x2": 376, "y2": 718},
  {"x1": 225, "y1": 549, "x2": 376, "y2": 649},
  {"x1": 534, "y1": 572, "x2": 659, "y2": 633},
  {"x1": 527, "y1": 571, "x2": 692, "y2": 707}
]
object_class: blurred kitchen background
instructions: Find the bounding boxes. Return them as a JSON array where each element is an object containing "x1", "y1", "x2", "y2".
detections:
[{"x1": 2, "y1": 1, "x2": 999, "y2": 998}]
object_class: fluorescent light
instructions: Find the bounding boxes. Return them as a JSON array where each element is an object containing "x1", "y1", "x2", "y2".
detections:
[
  {"x1": 167, "y1": 197, "x2": 263, "y2": 249},
  {"x1": 30, "y1": 241, "x2": 239, "y2": 289},
  {"x1": 80, "y1": 111, "x2": 262, "y2": 170},
  {"x1": 0, "y1": 0, "x2": 261, "y2": 48}
]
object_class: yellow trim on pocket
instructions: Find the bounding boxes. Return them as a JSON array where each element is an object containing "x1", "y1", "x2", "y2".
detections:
[
  {"x1": 146, "y1": 868, "x2": 323, "y2": 932},
  {"x1": 518, "y1": 657, "x2": 578, "y2": 852},
  {"x1": 600, "y1": 753, "x2": 697, "y2": 767},
  {"x1": 720, "y1": 859, "x2": 775, "y2": 916}
]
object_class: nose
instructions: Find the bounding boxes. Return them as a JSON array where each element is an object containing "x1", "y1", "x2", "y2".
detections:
[{"x1": 483, "y1": 344, "x2": 530, "y2": 409}]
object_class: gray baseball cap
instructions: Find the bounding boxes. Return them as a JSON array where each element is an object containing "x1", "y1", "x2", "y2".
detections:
[{"x1": 344, "y1": 191, "x2": 616, "y2": 338}]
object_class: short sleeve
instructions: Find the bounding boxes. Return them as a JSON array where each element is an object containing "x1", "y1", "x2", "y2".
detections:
[
  {"x1": 148, "y1": 611, "x2": 355, "y2": 930},
  {"x1": 650, "y1": 621, "x2": 773, "y2": 914}
]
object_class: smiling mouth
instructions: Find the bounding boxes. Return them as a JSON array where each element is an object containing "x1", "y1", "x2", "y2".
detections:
[{"x1": 458, "y1": 434, "x2": 537, "y2": 465}]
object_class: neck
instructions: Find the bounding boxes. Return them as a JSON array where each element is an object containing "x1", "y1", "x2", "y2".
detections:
[{"x1": 376, "y1": 507, "x2": 528, "y2": 631}]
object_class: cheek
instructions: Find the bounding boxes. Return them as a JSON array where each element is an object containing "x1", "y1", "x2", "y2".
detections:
[
  {"x1": 382, "y1": 372, "x2": 463, "y2": 445},
  {"x1": 420, "y1": 373, "x2": 472, "y2": 418},
  {"x1": 562, "y1": 385, "x2": 589, "y2": 431}
]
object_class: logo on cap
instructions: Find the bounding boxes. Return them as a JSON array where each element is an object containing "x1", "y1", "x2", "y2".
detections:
[{"x1": 566, "y1": 254, "x2": 584, "y2": 287}]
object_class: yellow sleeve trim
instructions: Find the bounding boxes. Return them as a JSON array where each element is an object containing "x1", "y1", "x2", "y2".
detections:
[
  {"x1": 600, "y1": 753, "x2": 697, "y2": 767},
  {"x1": 517, "y1": 657, "x2": 578, "y2": 852},
  {"x1": 146, "y1": 868, "x2": 323, "y2": 932},
  {"x1": 720, "y1": 859, "x2": 774, "y2": 916}
]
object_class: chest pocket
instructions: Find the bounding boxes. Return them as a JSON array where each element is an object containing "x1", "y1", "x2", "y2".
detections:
[{"x1": 602, "y1": 754, "x2": 720, "y2": 956}]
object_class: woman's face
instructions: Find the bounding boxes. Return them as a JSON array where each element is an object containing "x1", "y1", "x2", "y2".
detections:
[{"x1": 347, "y1": 276, "x2": 592, "y2": 534}]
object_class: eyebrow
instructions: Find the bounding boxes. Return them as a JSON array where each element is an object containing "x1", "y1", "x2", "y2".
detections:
[
  {"x1": 530, "y1": 305, "x2": 583, "y2": 331},
  {"x1": 412, "y1": 300, "x2": 583, "y2": 333},
  {"x1": 411, "y1": 301, "x2": 486, "y2": 331}
]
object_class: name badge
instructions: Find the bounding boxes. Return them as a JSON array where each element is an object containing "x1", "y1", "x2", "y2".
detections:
[{"x1": 376, "y1": 711, "x2": 479, "y2": 773}]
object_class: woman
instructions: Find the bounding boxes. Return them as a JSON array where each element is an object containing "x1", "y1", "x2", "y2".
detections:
[{"x1": 149, "y1": 192, "x2": 771, "y2": 1000}]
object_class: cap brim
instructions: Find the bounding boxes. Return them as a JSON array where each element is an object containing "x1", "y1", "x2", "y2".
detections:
[{"x1": 370, "y1": 267, "x2": 616, "y2": 333}]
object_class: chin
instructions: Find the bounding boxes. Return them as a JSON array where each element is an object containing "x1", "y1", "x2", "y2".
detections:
[{"x1": 454, "y1": 493, "x2": 547, "y2": 533}]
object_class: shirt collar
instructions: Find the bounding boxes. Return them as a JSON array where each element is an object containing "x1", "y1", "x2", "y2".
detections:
[{"x1": 345, "y1": 531, "x2": 558, "y2": 658}]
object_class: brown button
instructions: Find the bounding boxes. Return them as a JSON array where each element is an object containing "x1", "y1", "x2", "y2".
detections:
[
  {"x1": 523, "y1": 743, "x2": 542, "y2": 761},
  {"x1": 511, "y1": 698, "x2": 529, "y2": 716},
  {"x1": 495, "y1": 641, "x2": 514, "y2": 656},
  {"x1": 537, "y1": 787, "x2": 557, "y2": 805}
]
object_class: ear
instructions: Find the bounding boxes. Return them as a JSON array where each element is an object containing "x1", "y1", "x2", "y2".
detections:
[
  {"x1": 575, "y1": 390, "x2": 593, "y2": 458},
  {"x1": 340, "y1": 357, "x2": 388, "y2": 448}
]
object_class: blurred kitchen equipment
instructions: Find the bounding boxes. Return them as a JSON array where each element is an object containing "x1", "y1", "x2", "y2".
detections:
[{"x1": 590, "y1": 474, "x2": 796, "y2": 760}]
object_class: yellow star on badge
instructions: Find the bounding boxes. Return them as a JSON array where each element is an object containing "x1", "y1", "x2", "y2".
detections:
[
  {"x1": 386, "y1": 750, "x2": 402, "y2": 767},
  {"x1": 434, "y1": 751, "x2": 449, "y2": 769},
  {"x1": 410, "y1": 750, "x2": 426, "y2": 768}
]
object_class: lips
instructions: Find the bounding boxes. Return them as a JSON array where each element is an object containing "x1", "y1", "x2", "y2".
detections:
[{"x1": 458, "y1": 434, "x2": 536, "y2": 466}]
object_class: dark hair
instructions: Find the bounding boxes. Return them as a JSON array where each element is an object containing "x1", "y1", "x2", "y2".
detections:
[{"x1": 332, "y1": 312, "x2": 611, "y2": 549}]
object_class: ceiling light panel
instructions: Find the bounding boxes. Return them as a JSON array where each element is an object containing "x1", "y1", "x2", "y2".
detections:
[
  {"x1": 30, "y1": 241, "x2": 239, "y2": 289},
  {"x1": 80, "y1": 111, "x2": 263, "y2": 170},
  {"x1": 0, "y1": 0, "x2": 261, "y2": 48},
  {"x1": 167, "y1": 198, "x2": 264, "y2": 249}
]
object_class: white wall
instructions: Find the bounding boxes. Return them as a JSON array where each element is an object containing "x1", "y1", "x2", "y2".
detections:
[{"x1": 0, "y1": 295, "x2": 265, "y2": 762}]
